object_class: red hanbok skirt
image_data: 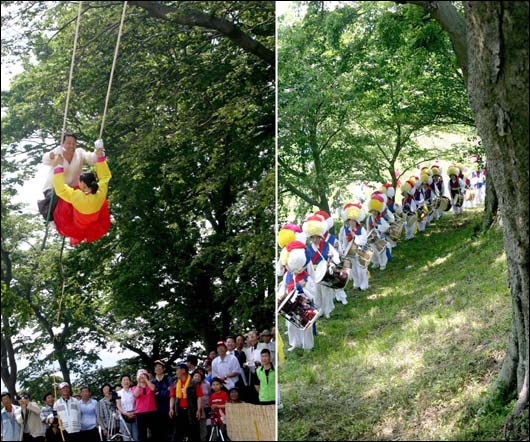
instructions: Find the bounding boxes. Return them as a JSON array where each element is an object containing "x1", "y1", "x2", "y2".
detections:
[{"x1": 53, "y1": 190, "x2": 110, "y2": 246}]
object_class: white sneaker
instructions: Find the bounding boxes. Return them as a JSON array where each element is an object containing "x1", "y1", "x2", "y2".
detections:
[
  {"x1": 341, "y1": 299, "x2": 348, "y2": 305},
  {"x1": 287, "y1": 346, "x2": 296, "y2": 352}
]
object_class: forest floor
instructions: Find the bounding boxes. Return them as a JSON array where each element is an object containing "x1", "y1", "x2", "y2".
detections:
[{"x1": 278, "y1": 208, "x2": 515, "y2": 441}]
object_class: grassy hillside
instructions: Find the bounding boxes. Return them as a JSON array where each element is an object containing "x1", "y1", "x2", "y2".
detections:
[{"x1": 278, "y1": 209, "x2": 514, "y2": 441}]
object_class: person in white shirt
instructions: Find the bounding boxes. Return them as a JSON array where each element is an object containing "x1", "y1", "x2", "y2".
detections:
[
  {"x1": 116, "y1": 375, "x2": 138, "y2": 442},
  {"x1": 38, "y1": 131, "x2": 99, "y2": 221},
  {"x1": 211, "y1": 341, "x2": 241, "y2": 390},
  {"x1": 53, "y1": 382, "x2": 81, "y2": 439}
]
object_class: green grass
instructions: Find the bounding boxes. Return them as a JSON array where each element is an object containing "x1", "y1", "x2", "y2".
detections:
[{"x1": 279, "y1": 209, "x2": 512, "y2": 441}]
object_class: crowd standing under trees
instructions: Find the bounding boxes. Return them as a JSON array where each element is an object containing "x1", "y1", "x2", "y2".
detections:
[{"x1": 1, "y1": 328, "x2": 275, "y2": 441}]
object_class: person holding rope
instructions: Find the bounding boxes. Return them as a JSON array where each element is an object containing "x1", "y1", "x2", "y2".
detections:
[
  {"x1": 14, "y1": 392, "x2": 46, "y2": 442},
  {"x1": 38, "y1": 132, "x2": 99, "y2": 223},
  {"x1": 51, "y1": 139, "x2": 111, "y2": 245},
  {"x1": 52, "y1": 382, "x2": 81, "y2": 442}
]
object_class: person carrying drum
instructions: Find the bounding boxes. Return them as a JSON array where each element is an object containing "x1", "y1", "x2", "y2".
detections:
[
  {"x1": 401, "y1": 180, "x2": 417, "y2": 240},
  {"x1": 417, "y1": 173, "x2": 432, "y2": 232},
  {"x1": 448, "y1": 164, "x2": 465, "y2": 215},
  {"x1": 430, "y1": 164, "x2": 445, "y2": 221},
  {"x1": 278, "y1": 240, "x2": 317, "y2": 352},
  {"x1": 339, "y1": 204, "x2": 369, "y2": 291},
  {"x1": 315, "y1": 210, "x2": 348, "y2": 306},
  {"x1": 303, "y1": 215, "x2": 340, "y2": 319},
  {"x1": 365, "y1": 194, "x2": 391, "y2": 271}
]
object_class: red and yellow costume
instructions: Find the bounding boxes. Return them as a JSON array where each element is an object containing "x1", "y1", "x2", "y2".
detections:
[{"x1": 52, "y1": 156, "x2": 111, "y2": 245}]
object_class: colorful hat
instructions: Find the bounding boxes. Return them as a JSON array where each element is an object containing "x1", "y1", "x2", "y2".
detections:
[
  {"x1": 448, "y1": 165, "x2": 460, "y2": 177},
  {"x1": 431, "y1": 165, "x2": 441, "y2": 176},
  {"x1": 381, "y1": 183, "x2": 395, "y2": 198},
  {"x1": 341, "y1": 202, "x2": 365, "y2": 222},
  {"x1": 314, "y1": 210, "x2": 334, "y2": 231},
  {"x1": 285, "y1": 240, "x2": 308, "y2": 273},
  {"x1": 302, "y1": 215, "x2": 326, "y2": 238},
  {"x1": 401, "y1": 180, "x2": 416, "y2": 196},
  {"x1": 420, "y1": 166, "x2": 432, "y2": 176},
  {"x1": 420, "y1": 173, "x2": 432, "y2": 185},
  {"x1": 344, "y1": 206, "x2": 362, "y2": 222},
  {"x1": 368, "y1": 194, "x2": 385, "y2": 213},
  {"x1": 277, "y1": 229, "x2": 295, "y2": 248}
]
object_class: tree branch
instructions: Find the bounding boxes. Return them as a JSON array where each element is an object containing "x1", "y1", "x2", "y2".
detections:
[
  {"x1": 396, "y1": 1, "x2": 468, "y2": 83},
  {"x1": 281, "y1": 180, "x2": 321, "y2": 208},
  {"x1": 128, "y1": 1, "x2": 274, "y2": 66}
]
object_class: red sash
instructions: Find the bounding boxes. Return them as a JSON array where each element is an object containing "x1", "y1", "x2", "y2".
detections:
[
  {"x1": 311, "y1": 239, "x2": 326, "y2": 265},
  {"x1": 286, "y1": 271, "x2": 309, "y2": 292}
]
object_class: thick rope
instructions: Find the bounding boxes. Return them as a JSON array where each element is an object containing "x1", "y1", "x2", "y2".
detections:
[
  {"x1": 99, "y1": 1, "x2": 127, "y2": 139},
  {"x1": 62, "y1": 1, "x2": 83, "y2": 136}
]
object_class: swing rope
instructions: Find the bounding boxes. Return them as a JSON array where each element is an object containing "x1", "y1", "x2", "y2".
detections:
[
  {"x1": 99, "y1": 1, "x2": 127, "y2": 139},
  {"x1": 45, "y1": 6, "x2": 127, "y2": 434}
]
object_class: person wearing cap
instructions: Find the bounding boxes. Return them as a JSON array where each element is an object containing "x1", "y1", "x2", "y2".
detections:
[
  {"x1": 211, "y1": 341, "x2": 241, "y2": 391},
  {"x1": 401, "y1": 180, "x2": 417, "y2": 240},
  {"x1": 2, "y1": 392, "x2": 22, "y2": 441},
  {"x1": 258, "y1": 329, "x2": 275, "y2": 362},
  {"x1": 366, "y1": 194, "x2": 391, "y2": 271},
  {"x1": 315, "y1": 210, "x2": 349, "y2": 307},
  {"x1": 303, "y1": 215, "x2": 340, "y2": 319},
  {"x1": 53, "y1": 382, "x2": 81, "y2": 441},
  {"x1": 339, "y1": 205, "x2": 369, "y2": 291},
  {"x1": 15, "y1": 391, "x2": 46, "y2": 441},
  {"x1": 430, "y1": 165, "x2": 445, "y2": 221},
  {"x1": 132, "y1": 369, "x2": 157, "y2": 441},
  {"x1": 279, "y1": 239, "x2": 317, "y2": 352},
  {"x1": 448, "y1": 165, "x2": 465, "y2": 215},
  {"x1": 151, "y1": 359, "x2": 173, "y2": 441}
]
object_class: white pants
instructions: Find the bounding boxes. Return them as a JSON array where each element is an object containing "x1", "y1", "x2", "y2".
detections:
[
  {"x1": 404, "y1": 219, "x2": 415, "y2": 240},
  {"x1": 434, "y1": 207, "x2": 442, "y2": 220},
  {"x1": 287, "y1": 319, "x2": 314, "y2": 350},
  {"x1": 334, "y1": 288, "x2": 347, "y2": 304},
  {"x1": 452, "y1": 195, "x2": 464, "y2": 214},
  {"x1": 349, "y1": 257, "x2": 369, "y2": 290},
  {"x1": 477, "y1": 186, "x2": 485, "y2": 205},
  {"x1": 370, "y1": 243, "x2": 388, "y2": 270},
  {"x1": 316, "y1": 284, "x2": 335, "y2": 318}
]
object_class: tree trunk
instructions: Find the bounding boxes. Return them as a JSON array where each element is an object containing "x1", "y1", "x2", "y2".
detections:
[
  {"x1": 482, "y1": 162, "x2": 499, "y2": 230},
  {"x1": 463, "y1": 1, "x2": 529, "y2": 417}
]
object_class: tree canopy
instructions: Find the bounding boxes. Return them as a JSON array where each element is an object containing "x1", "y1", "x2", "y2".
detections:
[{"x1": 278, "y1": 1, "x2": 473, "y2": 216}]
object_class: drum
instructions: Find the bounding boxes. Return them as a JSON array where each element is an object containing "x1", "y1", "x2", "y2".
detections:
[
  {"x1": 388, "y1": 223, "x2": 402, "y2": 241},
  {"x1": 345, "y1": 240, "x2": 359, "y2": 257},
  {"x1": 455, "y1": 193, "x2": 464, "y2": 207},
  {"x1": 278, "y1": 289, "x2": 320, "y2": 330},
  {"x1": 313, "y1": 260, "x2": 328, "y2": 283},
  {"x1": 341, "y1": 257, "x2": 353, "y2": 269},
  {"x1": 438, "y1": 196, "x2": 452, "y2": 211},
  {"x1": 357, "y1": 248, "x2": 373, "y2": 269},
  {"x1": 374, "y1": 238, "x2": 387, "y2": 253},
  {"x1": 432, "y1": 197, "x2": 441, "y2": 209},
  {"x1": 320, "y1": 264, "x2": 349, "y2": 289}
]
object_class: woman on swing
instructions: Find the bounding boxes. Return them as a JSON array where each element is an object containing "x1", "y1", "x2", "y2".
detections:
[{"x1": 51, "y1": 138, "x2": 111, "y2": 245}]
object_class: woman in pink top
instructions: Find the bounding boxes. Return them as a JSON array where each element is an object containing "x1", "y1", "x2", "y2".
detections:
[{"x1": 133, "y1": 369, "x2": 157, "y2": 441}]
